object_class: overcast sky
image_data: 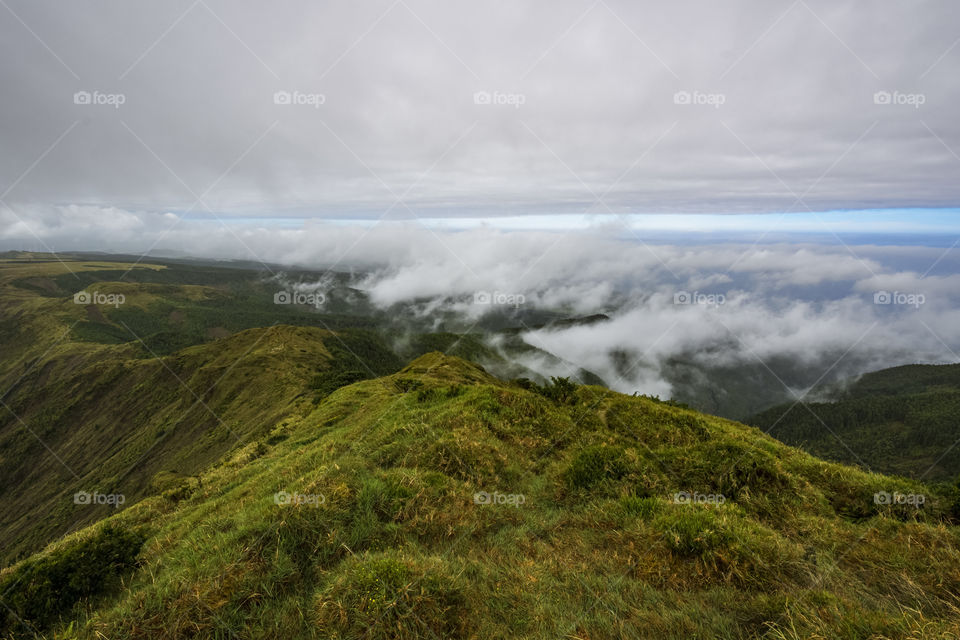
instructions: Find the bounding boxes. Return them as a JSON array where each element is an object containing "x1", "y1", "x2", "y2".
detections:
[
  {"x1": 2, "y1": 2, "x2": 958, "y2": 398},
  {"x1": 1, "y1": 0, "x2": 959, "y2": 226}
]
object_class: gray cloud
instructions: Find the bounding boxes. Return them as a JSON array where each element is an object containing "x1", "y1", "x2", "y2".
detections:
[{"x1": 1, "y1": 0, "x2": 959, "y2": 216}]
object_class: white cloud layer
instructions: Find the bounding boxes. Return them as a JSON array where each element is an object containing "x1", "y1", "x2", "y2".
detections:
[{"x1": 3, "y1": 206, "x2": 956, "y2": 399}]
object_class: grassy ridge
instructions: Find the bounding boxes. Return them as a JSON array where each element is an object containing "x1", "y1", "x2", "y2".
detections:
[
  {"x1": 3, "y1": 354, "x2": 959, "y2": 639},
  {"x1": 0, "y1": 324, "x2": 401, "y2": 564},
  {"x1": 0, "y1": 257, "x2": 594, "y2": 566}
]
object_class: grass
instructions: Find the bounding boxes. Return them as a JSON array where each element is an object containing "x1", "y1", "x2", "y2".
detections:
[
  {"x1": 314, "y1": 550, "x2": 468, "y2": 639},
  {"x1": 0, "y1": 258, "x2": 431, "y2": 565},
  {"x1": 0, "y1": 323, "x2": 394, "y2": 564},
  {"x1": 0, "y1": 523, "x2": 145, "y2": 636},
  {"x1": 3, "y1": 258, "x2": 960, "y2": 638},
  {"x1": 2, "y1": 353, "x2": 959, "y2": 639}
]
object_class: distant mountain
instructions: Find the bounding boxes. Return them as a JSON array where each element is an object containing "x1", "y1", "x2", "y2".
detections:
[{"x1": 748, "y1": 363, "x2": 960, "y2": 481}]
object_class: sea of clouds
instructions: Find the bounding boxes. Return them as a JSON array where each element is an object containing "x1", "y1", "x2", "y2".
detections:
[{"x1": 4, "y1": 207, "x2": 957, "y2": 401}]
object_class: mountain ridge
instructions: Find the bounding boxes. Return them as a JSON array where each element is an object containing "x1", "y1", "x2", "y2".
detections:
[{"x1": 3, "y1": 352, "x2": 960, "y2": 638}]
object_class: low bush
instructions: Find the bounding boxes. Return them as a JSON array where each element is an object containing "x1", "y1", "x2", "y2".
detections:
[
  {"x1": 565, "y1": 445, "x2": 630, "y2": 490},
  {"x1": 0, "y1": 523, "x2": 145, "y2": 635}
]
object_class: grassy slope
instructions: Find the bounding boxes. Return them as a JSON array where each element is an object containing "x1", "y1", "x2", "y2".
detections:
[
  {"x1": 748, "y1": 363, "x2": 960, "y2": 481},
  {"x1": 0, "y1": 256, "x2": 408, "y2": 563},
  {"x1": 0, "y1": 258, "x2": 588, "y2": 566},
  {"x1": 3, "y1": 354, "x2": 959, "y2": 639},
  {"x1": 0, "y1": 324, "x2": 403, "y2": 564}
]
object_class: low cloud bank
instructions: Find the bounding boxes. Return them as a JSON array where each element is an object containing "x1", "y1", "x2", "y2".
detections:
[{"x1": 3, "y1": 208, "x2": 958, "y2": 399}]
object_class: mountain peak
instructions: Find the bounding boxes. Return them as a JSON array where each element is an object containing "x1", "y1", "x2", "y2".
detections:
[{"x1": 398, "y1": 351, "x2": 498, "y2": 386}]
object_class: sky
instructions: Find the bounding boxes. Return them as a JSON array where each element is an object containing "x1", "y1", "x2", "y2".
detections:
[
  {"x1": 1, "y1": 1, "x2": 958, "y2": 400},
  {"x1": 1, "y1": 0, "x2": 959, "y2": 228}
]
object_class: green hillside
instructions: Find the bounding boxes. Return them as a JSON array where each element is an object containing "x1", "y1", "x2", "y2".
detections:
[
  {"x1": 0, "y1": 324, "x2": 405, "y2": 564},
  {"x1": 0, "y1": 257, "x2": 396, "y2": 563},
  {"x1": 2, "y1": 353, "x2": 960, "y2": 639},
  {"x1": 0, "y1": 257, "x2": 598, "y2": 564},
  {"x1": 748, "y1": 364, "x2": 960, "y2": 482}
]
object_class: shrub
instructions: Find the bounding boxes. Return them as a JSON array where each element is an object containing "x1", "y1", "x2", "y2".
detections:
[
  {"x1": 0, "y1": 524, "x2": 145, "y2": 634},
  {"x1": 538, "y1": 376, "x2": 579, "y2": 404},
  {"x1": 510, "y1": 377, "x2": 536, "y2": 391},
  {"x1": 415, "y1": 385, "x2": 465, "y2": 403},
  {"x1": 394, "y1": 378, "x2": 424, "y2": 393},
  {"x1": 311, "y1": 369, "x2": 369, "y2": 400},
  {"x1": 635, "y1": 393, "x2": 691, "y2": 410},
  {"x1": 565, "y1": 445, "x2": 629, "y2": 490},
  {"x1": 513, "y1": 376, "x2": 579, "y2": 404}
]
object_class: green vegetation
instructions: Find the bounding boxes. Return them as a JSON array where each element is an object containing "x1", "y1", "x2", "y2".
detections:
[
  {"x1": 0, "y1": 323, "x2": 351, "y2": 563},
  {"x1": 0, "y1": 258, "x2": 490, "y2": 563},
  {"x1": 0, "y1": 523, "x2": 144, "y2": 636},
  {"x1": 513, "y1": 375, "x2": 580, "y2": 404},
  {"x1": 307, "y1": 329, "x2": 404, "y2": 402},
  {"x1": 314, "y1": 551, "x2": 468, "y2": 639},
  {"x1": 750, "y1": 363, "x2": 960, "y2": 481},
  {"x1": 394, "y1": 331, "x2": 500, "y2": 364},
  {"x1": 564, "y1": 444, "x2": 630, "y2": 489},
  {"x1": 4, "y1": 256, "x2": 960, "y2": 638},
  {"x1": 2, "y1": 353, "x2": 959, "y2": 638}
]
